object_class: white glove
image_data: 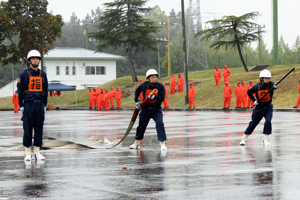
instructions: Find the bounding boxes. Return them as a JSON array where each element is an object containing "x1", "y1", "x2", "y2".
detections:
[
  {"x1": 44, "y1": 107, "x2": 46, "y2": 112},
  {"x1": 20, "y1": 107, "x2": 24, "y2": 113},
  {"x1": 254, "y1": 101, "x2": 259, "y2": 106},
  {"x1": 273, "y1": 84, "x2": 279, "y2": 89},
  {"x1": 135, "y1": 102, "x2": 141, "y2": 109},
  {"x1": 150, "y1": 95, "x2": 155, "y2": 100}
]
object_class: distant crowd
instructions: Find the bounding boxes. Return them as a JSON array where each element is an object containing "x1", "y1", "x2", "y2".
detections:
[{"x1": 88, "y1": 86, "x2": 122, "y2": 111}]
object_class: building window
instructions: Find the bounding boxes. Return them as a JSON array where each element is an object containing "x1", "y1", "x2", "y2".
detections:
[
  {"x1": 56, "y1": 66, "x2": 60, "y2": 75},
  {"x1": 86, "y1": 66, "x2": 106, "y2": 75},
  {"x1": 66, "y1": 66, "x2": 69, "y2": 75},
  {"x1": 96, "y1": 66, "x2": 105, "y2": 75},
  {"x1": 72, "y1": 66, "x2": 76, "y2": 75}
]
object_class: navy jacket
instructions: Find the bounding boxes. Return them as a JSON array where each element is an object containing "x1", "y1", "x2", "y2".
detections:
[
  {"x1": 247, "y1": 81, "x2": 276, "y2": 108},
  {"x1": 135, "y1": 81, "x2": 165, "y2": 108},
  {"x1": 18, "y1": 67, "x2": 48, "y2": 107}
]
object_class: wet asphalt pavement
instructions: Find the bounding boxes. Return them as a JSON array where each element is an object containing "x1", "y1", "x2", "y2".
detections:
[{"x1": 1, "y1": 109, "x2": 300, "y2": 199}]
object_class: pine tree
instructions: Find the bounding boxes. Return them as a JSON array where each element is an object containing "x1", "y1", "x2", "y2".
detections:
[
  {"x1": 90, "y1": 0, "x2": 160, "y2": 82},
  {"x1": 195, "y1": 12, "x2": 264, "y2": 72}
]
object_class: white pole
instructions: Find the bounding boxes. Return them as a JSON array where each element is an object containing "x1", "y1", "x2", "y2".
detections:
[{"x1": 75, "y1": 90, "x2": 77, "y2": 107}]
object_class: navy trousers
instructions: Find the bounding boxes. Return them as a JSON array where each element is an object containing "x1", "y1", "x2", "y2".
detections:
[
  {"x1": 135, "y1": 108, "x2": 167, "y2": 142},
  {"x1": 244, "y1": 104, "x2": 273, "y2": 135},
  {"x1": 23, "y1": 101, "x2": 45, "y2": 147}
]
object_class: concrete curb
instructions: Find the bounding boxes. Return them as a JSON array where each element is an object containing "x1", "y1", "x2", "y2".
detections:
[{"x1": 2, "y1": 107, "x2": 300, "y2": 112}]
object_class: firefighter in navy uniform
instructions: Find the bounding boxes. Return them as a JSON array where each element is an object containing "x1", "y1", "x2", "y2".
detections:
[
  {"x1": 130, "y1": 69, "x2": 167, "y2": 150},
  {"x1": 18, "y1": 50, "x2": 48, "y2": 161},
  {"x1": 240, "y1": 69, "x2": 278, "y2": 146}
]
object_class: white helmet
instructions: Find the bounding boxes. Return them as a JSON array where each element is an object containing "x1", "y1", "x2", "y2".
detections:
[
  {"x1": 259, "y1": 69, "x2": 271, "y2": 78},
  {"x1": 146, "y1": 69, "x2": 158, "y2": 79},
  {"x1": 27, "y1": 50, "x2": 41, "y2": 60}
]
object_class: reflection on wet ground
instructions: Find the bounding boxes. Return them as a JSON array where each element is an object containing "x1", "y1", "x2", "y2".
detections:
[{"x1": 1, "y1": 110, "x2": 300, "y2": 199}]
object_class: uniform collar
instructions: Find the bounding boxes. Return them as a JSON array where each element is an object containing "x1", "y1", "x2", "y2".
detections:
[
  {"x1": 28, "y1": 67, "x2": 40, "y2": 73},
  {"x1": 147, "y1": 81, "x2": 157, "y2": 88}
]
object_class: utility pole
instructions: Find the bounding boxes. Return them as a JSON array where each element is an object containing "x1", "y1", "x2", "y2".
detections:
[
  {"x1": 258, "y1": 25, "x2": 265, "y2": 65},
  {"x1": 252, "y1": 24, "x2": 265, "y2": 65},
  {"x1": 273, "y1": 0, "x2": 279, "y2": 65},
  {"x1": 157, "y1": 44, "x2": 160, "y2": 77},
  {"x1": 85, "y1": 24, "x2": 88, "y2": 49},
  {"x1": 159, "y1": 19, "x2": 176, "y2": 76},
  {"x1": 187, "y1": 0, "x2": 207, "y2": 70},
  {"x1": 181, "y1": 0, "x2": 189, "y2": 104},
  {"x1": 78, "y1": 19, "x2": 94, "y2": 49}
]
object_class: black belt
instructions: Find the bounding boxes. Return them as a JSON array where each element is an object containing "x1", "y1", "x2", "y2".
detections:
[
  {"x1": 147, "y1": 106, "x2": 158, "y2": 109},
  {"x1": 31, "y1": 99, "x2": 41, "y2": 103}
]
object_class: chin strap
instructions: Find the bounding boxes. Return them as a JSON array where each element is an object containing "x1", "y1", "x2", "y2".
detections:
[
  {"x1": 31, "y1": 63, "x2": 39, "y2": 68},
  {"x1": 29, "y1": 60, "x2": 39, "y2": 68}
]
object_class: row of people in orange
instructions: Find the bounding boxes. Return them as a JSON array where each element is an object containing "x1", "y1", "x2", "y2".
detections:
[
  {"x1": 99, "y1": 89, "x2": 111, "y2": 111},
  {"x1": 89, "y1": 86, "x2": 122, "y2": 110},
  {"x1": 214, "y1": 65, "x2": 231, "y2": 86},
  {"x1": 170, "y1": 73, "x2": 184, "y2": 94},
  {"x1": 223, "y1": 80, "x2": 255, "y2": 109},
  {"x1": 12, "y1": 93, "x2": 19, "y2": 113},
  {"x1": 163, "y1": 82, "x2": 196, "y2": 109},
  {"x1": 234, "y1": 81, "x2": 247, "y2": 108},
  {"x1": 233, "y1": 81, "x2": 255, "y2": 108},
  {"x1": 89, "y1": 88, "x2": 98, "y2": 108}
]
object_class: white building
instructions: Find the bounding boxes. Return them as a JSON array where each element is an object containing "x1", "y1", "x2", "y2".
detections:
[{"x1": 44, "y1": 47, "x2": 125, "y2": 89}]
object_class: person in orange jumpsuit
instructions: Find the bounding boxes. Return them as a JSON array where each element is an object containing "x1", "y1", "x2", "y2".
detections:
[
  {"x1": 188, "y1": 83, "x2": 196, "y2": 108},
  {"x1": 223, "y1": 82, "x2": 232, "y2": 109},
  {"x1": 104, "y1": 89, "x2": 111, "y2": 111},
  {"x1": 99, "y1": 89, "x2": 105, "y2": 111},
  {"x1": 92, "y1": 88, "x2": 98, "y2": 109},
  {"x1": 170, "y1": 74, "x2": 176, "y2": 94},
  {"x1": 115, "y1": 87, "x2": 122, "y2": 109},
  {"x1": 12, "y1": 93, "x2": 19, "y2": 113},
  {"x1": 138, "y1": 79, "x2": 143, "y2": 100},
  {"x1": 177, "y1": 73, "x2": 184, "y2": 93},
  {"x1": 247, "y1": 80, "x2": 255, "y2": 108},
  {"x1": 163, "y1": 84, "x2": 170, "y2": 109},
  {"x1": 241, "y1": 81, "x2": 248, "y2": 108},
  {"x1": 214, "y1": 66, "x2": 222, "y2": 86},
  {"x1": 97, "y1": 89, "x2": 104, "y2": 111},
  {"x1": 110, "y1": 86, "x2": 116, "y2": 108},
  {"x1": 95, "y1": 87, "x2": 101, "y2": 108},
  {"x1": 293, "y1": 79, "x2": 300, "y2": 108},
  {"x1": 234, "y1": 81, "x2": 243, "y2": 108},
  {"x1": 89, "y1": 88, "x2": 93, "y2": 109},
  {"x1": 223, "y1": 65, "x2": 231, "y2": 84}
]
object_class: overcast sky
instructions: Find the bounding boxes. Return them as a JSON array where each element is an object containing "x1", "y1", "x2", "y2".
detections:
[{"x1": 46, "y1": 0, "x2": 300, "y2": 50}]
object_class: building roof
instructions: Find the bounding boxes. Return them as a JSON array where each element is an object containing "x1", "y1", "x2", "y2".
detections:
[
  {"x1": 44, "y1": 47, "x2": 125, "y2": 60},
  {"x1": 48, "y1": 83, "x2": 76, "y2": 91}
]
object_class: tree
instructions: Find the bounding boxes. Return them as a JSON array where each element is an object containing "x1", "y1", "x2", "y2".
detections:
[
  {"x1": 292, "y1": 36, "x2": 300, "y2": 64},
  {"x1": 195, "y1": 12, "x2": 264, "y2": 72},
  {"x1": 90, "y1": 0, "x2": 160, "y2": 82},
  {"x1": 0, "y1": 0, "x2": 64, "y2": 66}
]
